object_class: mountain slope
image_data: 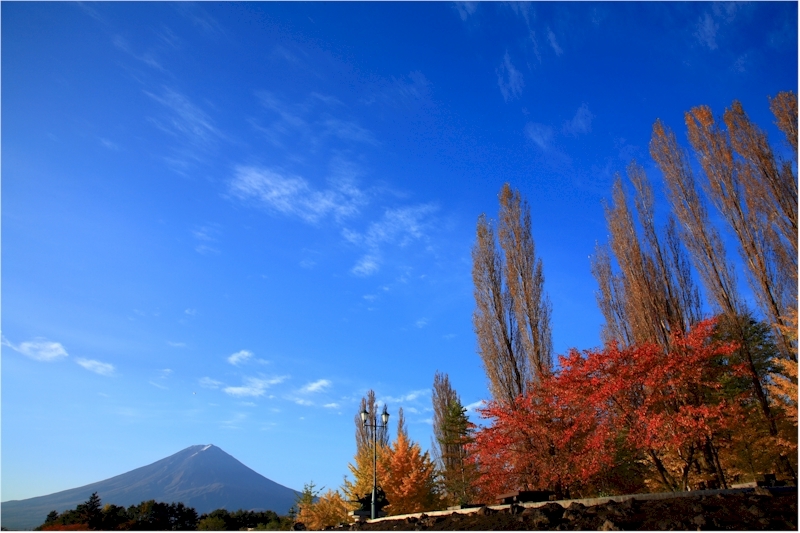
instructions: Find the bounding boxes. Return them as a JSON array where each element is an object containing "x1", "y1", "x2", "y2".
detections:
[{"x1": 1, "y1": 444, "x2": 300, "y2": 530}]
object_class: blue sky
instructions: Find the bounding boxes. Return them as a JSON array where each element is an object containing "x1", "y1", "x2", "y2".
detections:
[{"x1": 2, "y1": 2, "x2": 797, "y2": 504}]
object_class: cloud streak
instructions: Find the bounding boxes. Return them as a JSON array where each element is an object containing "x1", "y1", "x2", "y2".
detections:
[
  {"x1": 227, "y1": 350, "x2": 253, "y2": 366},
  {"x1": 200, "y1": 377, "x2": 223, "y2": 389},
  {"x1": 547, "y1": 27, "x2": 563, "y2": 56},
  {"x1": 343, "y1": 203, "x2": 438, "y2": 276},
  {"x1": 229, "y1": 166, "x2": 367, "y2": 224},
  {"x1": 301, "y1": 379, "x2": 332, "y2": 393},
  {"x1": 454, "y1": 2, "x2": 477, "y2": 21},
  {"x1": 562, "y1": 103, "x2": 594, "y2": 136},
  {"x1": 383, "y1": 389, "x2": 430, "y2": 403},
  {"x1": 497, "y1": 52, "x2": 524, "y2": 102},
  {"x1": 223, "y1": 376, "x2": 287, "y2": 397},
  {"x1": 3, "y1": 338, "x2": 69, "y2": 362},
  {"x1": 76, "y1": 358, "x2": 115, "y2": 376},
  {"x1": 694, "y1": 12, "x2": 719, "y2": 50},
  {"x1": 146, "y1": 88, "x2": 222, "y2": 148},
  {"x1": 525, "y1": 122, "x2": 554, "y2": 151}
]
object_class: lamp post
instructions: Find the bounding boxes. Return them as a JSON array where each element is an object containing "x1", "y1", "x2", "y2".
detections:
[{"x1": 360, "y1": 404, "x2": 389, "y2": 519}]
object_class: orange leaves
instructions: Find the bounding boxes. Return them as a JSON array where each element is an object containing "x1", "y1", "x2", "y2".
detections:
[
  {"x1": 383, "y1": 430, "x2": 439, "y2": 515},
  {"x1": 769, "y1": 91, "x2": 798, "y2": 153}
]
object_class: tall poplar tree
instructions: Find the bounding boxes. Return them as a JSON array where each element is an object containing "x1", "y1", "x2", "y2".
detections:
[
  {"x1": 650, "y1": 93, "x2": 798, "y2": 481},
  {"x1": 472, "y1": 183, "x2": 552, "y2": 404},
  {"x1": 684, "y1": 100, "x2": 796, "y2": 362},
  {"x1": 592, "y1": 162, "x2": 701, "y2": 351}
]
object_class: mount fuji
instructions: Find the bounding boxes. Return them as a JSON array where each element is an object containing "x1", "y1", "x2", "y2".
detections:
[{"x1": 1, "y1": 444, "x2": 300, "y2": 530}]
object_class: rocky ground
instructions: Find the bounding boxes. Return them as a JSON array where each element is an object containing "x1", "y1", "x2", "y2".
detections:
[{"x1": 318, "y1": 488, "x2": 797, "y2": 530}]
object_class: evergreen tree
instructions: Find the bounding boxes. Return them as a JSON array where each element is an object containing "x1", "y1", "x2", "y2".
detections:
[{"x1": 431, "y1": 371, "x2": 478, "y2": 506}]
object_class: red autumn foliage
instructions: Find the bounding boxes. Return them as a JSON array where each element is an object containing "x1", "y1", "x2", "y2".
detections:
[{"x1": 472, "y1": 318, "x2": 745, "y2": 497}]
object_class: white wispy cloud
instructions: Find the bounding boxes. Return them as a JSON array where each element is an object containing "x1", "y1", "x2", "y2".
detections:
[
  {"x1": 732, "y1": 53, "x2": 749, "y2": 73},
  {"x1": 223, "y1": 376, "x2": 287, "y2": 397},
  {"x1": 464, "y1": 400, "x2": 486, "y2": 413},
  {"x1": 415, "y1": 319, "x2": 428, "y2": 328},
  {"x1": 76, "y1": 358, "x2": 115, "y2": 376},
  {"x1": 149, "y1": 381, "x2": 168, "y2": 390},
  {"x1": 227, "y1": 349, "x2": 254, "y2": 366},
  {"x1": 343, "y1": 203, "x2": 438, "y2": 276},
  {"x1": 191, "y1": 224, "x2": 221, "y2": 255},
  {"x1": 562, "y1": 103, "x2": 594, "y2": 137},
  {"x1": 254, "y1": 91, "x2": 380, "y2": 149},
  {"x1": 3, "y1": 338, "x2": 69, "y2": 362},
  {"x1": 199, "y1": 377, "x2": 223, "y2": 389},
  {"x1": 509, "y1": 2, "x2": 534, "y2": 27},
  {"x1": 547, "y1": 27, "x2": 563, "y2": 56},
  {"x1": 176, "y1": 3, "x2": 225, "y2": 37},
  {"x1": 113, "y1": 35, "x2": 166, "y2": 72},
  {"x1": 694, "y1": 12, "x2": 719, "y2": 50},
  {"x1": 99, "y1": 138, "x2": 120, "y2": 151},
  {"x1": 324, "y1": 402, "x2": 341, "y2": 409},
  {"x1": 383, "y1": 389, "x2": 430, "y2": 403},
  {"x1": 395, "y1": 71, "x2": 431, "y2": 103},
  {"x1": 221, "y1": 412, "x2": 247, "y2": 429},
  {"x1": 454, "y1": 2, "x2": 478, "y2": 21},
  {"x1": 229, "y1": 166, "x2": 367, "y2": 224},
  {"x1": 156, "y1": 25, "x2": 182, "y2": 50},
  {"x1": 301, "y1": 379, "x2": 332, "y2": 393},
  {"x1": 76, "y1": 2, "x2": 106, "y2": 23},
  {"x1": 185, "y1": 308, "x2": 198, "y2": 316},
  {"x1": 352, "y1": 255, "x2": 380, "y2": 277},
  {"x1": 525, "y1": 122, "x2": 554, "y2": 151},
  {"x1": 146, "y1": 88, "x2": 222, "y2": 147},
  {"x1": 497, "y1": 51, "x2": 524, "y2": 102},
  {"x1": 344, "y1": 204, "x2": 438, "y2": 249},
  {"x1": 322, "y1": 118, "x2": 379, "y2": 145}
]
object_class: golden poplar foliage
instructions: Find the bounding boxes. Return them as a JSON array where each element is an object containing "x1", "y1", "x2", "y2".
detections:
[
  {"x1": 296, "y1": 489, "x2": 351, "y2": 530},
  {"x1": 341, "y1": 444, "x2": 389, "y2": 507},
  {"x1": 592, "y1": 162, "x2": 701, "y2": 350},
  {"x1": 342, "y1": 390, "x2": 391, "y2": 509},
  {"x1": 685, "y1": 101, "x2": 796, "y2": 362},
  {"x1": 343, "y1": 407, "x2": 439, "y2": 517},
  {"x1": 649, "y1": 92, "x2": 798, "y2": 481},
  {"x1": 769, "y1": 309, "x2": 798, "y2": 426}
]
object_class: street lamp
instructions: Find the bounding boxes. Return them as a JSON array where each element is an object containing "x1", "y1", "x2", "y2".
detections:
[{"x1": 360, "y1": 404, "x2": 389, "y2": 519}]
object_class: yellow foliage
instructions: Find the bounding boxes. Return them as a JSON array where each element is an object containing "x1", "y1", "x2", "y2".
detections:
[
  {"x1": 768, "y1": 309, "x2": 798, "y2": 425},
  {"x1": 296, "y1": 489, "x2": 350, "y2": 531},
  {"x1": 341, "y1": 444, "x2": 390, "y2": 506}
]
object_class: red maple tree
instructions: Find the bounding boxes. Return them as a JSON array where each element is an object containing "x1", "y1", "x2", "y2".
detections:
[{"x1": 472, "y1": 318, "x2": 744, "y2": 497}]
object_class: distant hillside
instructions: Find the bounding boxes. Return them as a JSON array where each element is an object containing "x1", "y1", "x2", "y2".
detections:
[{"x1": 1, "y1": 444, "x2": 300, "y2": 530}]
